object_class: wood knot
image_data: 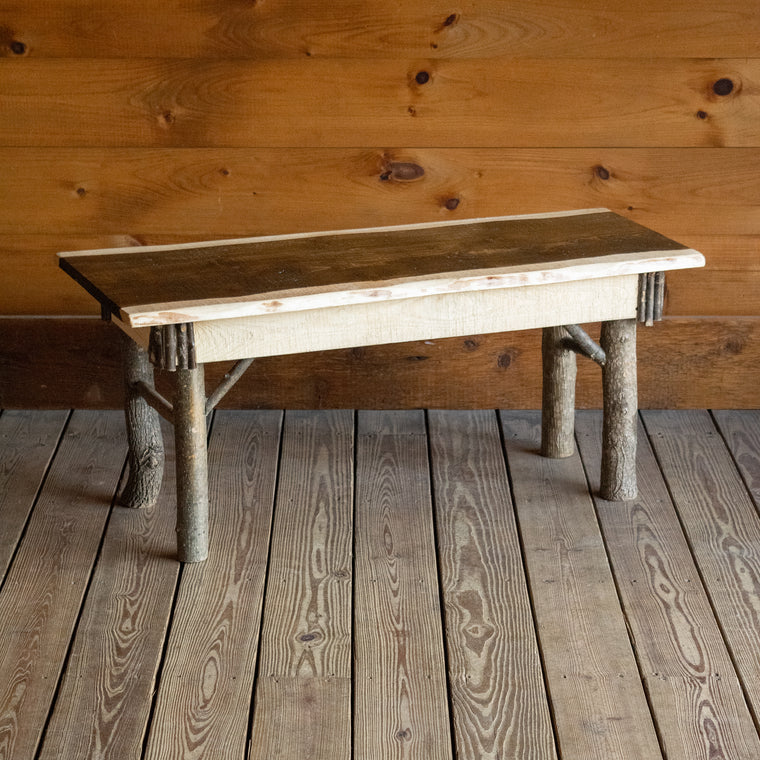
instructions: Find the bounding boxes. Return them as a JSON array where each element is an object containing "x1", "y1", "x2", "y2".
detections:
[
  {"x1": 415, "y1": 70, "x2": 430, "y2": 85},
  {"x1": 380, "y1": 161, "x2": 425, "y2": 182},
  {"x1": 299, "y1": 632, "x2": 320, "y2": 643},
  {"x1": 713, "y1": 78, "x2": 734, "y2": 96},
  {"x1": 463, "y1": 339, "x2": 479, "y2": 351},
  {"x1": 696, "y1": 110, "x2": 708, "y2": 120},
  {"x1": 159, "y1": 110, "x2": 176, "y2": 127},
  {"x1": 497, "y1": 351, "x2": 515, "y2": 369},
  {"x1": 10, "y1": 40, "x2": 26, "y2": 55},
  {"x1": 722, "y1": 337, "x2": 744, "y2": 355},
  {"x1": 443, "y1": 13, "x2": 458, "y2": 26},
  {"x1": 444, "y1": 197, "x2": 460, "y2": 210},
  {"x1": 76, "y1": 187, "x2": 87, "y2": 197},
  {"x1": 595, "y1": 165, "x2": 611, "y2": 180},
  {"x1": 396, "y1": 728, "x2": 412, "y2": 741}
]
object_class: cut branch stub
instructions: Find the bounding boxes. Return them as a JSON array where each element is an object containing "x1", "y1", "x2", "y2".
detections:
[
  {"x1": 637, "y1": 272, "x2": 665, "y2": 326},
  {"x1": 149, "y1": 323, "x2": 197, "y2": 371}
]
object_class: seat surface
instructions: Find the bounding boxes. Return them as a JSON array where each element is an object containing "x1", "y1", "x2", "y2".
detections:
[{"x1": 58, "y1": 208, "x2": 703, "y2": 328}]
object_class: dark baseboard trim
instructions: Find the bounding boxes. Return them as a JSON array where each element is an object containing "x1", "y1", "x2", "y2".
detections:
[{"x1": 1, "y1": 317, "x2": 756, "y2": 409}]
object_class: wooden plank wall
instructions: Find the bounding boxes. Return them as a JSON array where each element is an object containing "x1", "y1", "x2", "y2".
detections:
[{"x1": 1, "y1": 0, "x2": 758, "y2": 409}]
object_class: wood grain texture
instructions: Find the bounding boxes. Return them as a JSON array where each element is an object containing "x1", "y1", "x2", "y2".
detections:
[
  {"x1": 499, "y1": 410, "x2": 661, "y2": 760},
  {"x1": 37, "y1": 419, "x2": 178, "y2": 760},
  {"x1": 712, "y1": 411, "x2": 760, "y2": 505},
  {"x1": 5, "y1": 316, "x2": 760, "y2": 410},
  {"x1": 59, "y1": 209, "x2": 694, "y2": 326},
  {"x1": 0, "y1": 0, "x2": 756, "y2": 396},
  {"x1": 3, "y1": 408, "x2": 760, "y2": 753},
  {"x1": 143, "y1": 411, "x2": 282, "y2": 760},
  {"x1": 354, "y1": 410, "x2": 452, "y2": 760},
  {"x1": 185, "y1": 276, "x2": 640, "y2": 362},
  {"x1": 427, "y1": 410, "x2": 556, "y2": 760},
  {"x1": 1, "y1": 148, "x2": 757, "y2": 238},
  {"x1": 0, "y1": 411, "x2": 126, "y2": 760},
  {"x1": 0, "y1": 410, "x2": 67, "y2": 579},
  {"x1": 2, "y1": 0, "x2": 758, "y2": 58},
  {"x1": 6, "y1": 233, "x2": 756, "y2": 318},
  {"x1": 3, "y1": 59, "x2": 757, "y2": 148},
  {"x1": 576, "y1": 412, "x2": 760, "y2": 760},
  {"x1": 250, "y1": 410, "x2": 353, "y2": 760},
  {"x1": 642, "y1": 410, "x2": 760, "y2": 724}
]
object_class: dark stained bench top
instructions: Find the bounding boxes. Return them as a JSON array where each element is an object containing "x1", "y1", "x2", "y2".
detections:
[{"x1": 59, "y1": 208, "x2": 703, "y2": 328}]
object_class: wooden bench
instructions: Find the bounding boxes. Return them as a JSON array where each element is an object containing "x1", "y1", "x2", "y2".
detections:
[{"x1": 59, "y1": 208, "x2": 704, "y2": 562}]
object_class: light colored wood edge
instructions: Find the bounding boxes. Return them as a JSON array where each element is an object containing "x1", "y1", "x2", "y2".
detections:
[
  {"x1": 190, "y1": 275, "x2": 639, "y2": 363},
  {"x1": 56, "y1": 208, "x2": 613, "y2": 259},
  {"x1": 112, "y1": 317, "x2": 150, "y2": 349},
  {"x1": 122, "y1": 251, "x2": 704, "y2": 328}
]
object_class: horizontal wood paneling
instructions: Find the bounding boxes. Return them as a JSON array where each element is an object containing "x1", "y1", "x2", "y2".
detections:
[
  {"x1": 2, "y1": 148, "x2": 757, "y2": 238},
  {"x1": 2, "y1": 317, "x2": 759, "y2": 409},
  {"x1": 1, "y1": 58, "x2": 756, "y2": 148},
  {"x1": 1, "y1": 1, "x2": 756, "y2": 406},
  {"x1": 1, "y1": 147, "x2": 754, "y2": 322},
  {"x1": 2, "y1": 1, "x2": 758, "y2": 58}
]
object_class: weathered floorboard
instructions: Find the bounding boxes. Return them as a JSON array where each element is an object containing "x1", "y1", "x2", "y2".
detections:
[
  {"x1": 428, "y1": 410, "x2": 556, "y2": 760},
  {"x1": 0, "y1": 411, "x2": 126, "y2": 760},
  {"x1": 36, "y1": 419, "x2": 178, "y2": 760},
  {"x1": 0, "y1": 410, "x2": 68, "y2": 579},
  {"x1": 0, "y1": 409, "x2": 758, "y2": 758},
  {"x1": 712, "y1": 410, "x2": 760, "y2": 505},
  {"x1": 250, "y1": 410, "x2": 354, "y2": 760},
  {"x1": 643, "y1": 410, "x2": 760, "y2": 725},
  {"x1": 354, "y1": 410, "x2": 452, "y2": 760},
  {"x1": 143, "y1": 411, "x2": 282, "y2": 760},
  {"x1": 499, "y1": 410, "x2": 662, "y2": 760},
  {"x1": 577, "y1": 411, "x2": 760, "y2": 760}
]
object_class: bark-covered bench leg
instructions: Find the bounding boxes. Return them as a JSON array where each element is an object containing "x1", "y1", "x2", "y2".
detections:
[
  {"x1": 121, "y1": 335, "x2": 165, "y2": 509},
  {"x1": 600, "y1": 318, "x2": 638, "y2": 501},
  {"x1": 541, "y1": 325, "x2": 577, "y2": 458},
  {"x1": 173, "y1": 364, "x2": 209, "y2": 563}
]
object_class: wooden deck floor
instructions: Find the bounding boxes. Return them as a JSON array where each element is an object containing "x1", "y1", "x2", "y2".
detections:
[{"x1": 2, "y1": 409, "x2": 760, "y2": 759}]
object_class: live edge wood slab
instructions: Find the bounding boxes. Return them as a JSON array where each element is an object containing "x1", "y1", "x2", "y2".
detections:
[{"x1": 59, "y1": 208, "x2": 704, "y2": 562}]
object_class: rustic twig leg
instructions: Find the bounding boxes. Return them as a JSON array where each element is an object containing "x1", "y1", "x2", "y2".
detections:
[
  {"x1": 541, "y1": 325, "x2": 577, "y2": 458},
  {"x1": 600, "y1": 318, "x2": 638, "y2": 501},
  {"x1": 173, "y1": 364, "x2": 209, "y2": 562},
  {"x1": 120, "y1": 335, "x2": 164, "y2": 509}
]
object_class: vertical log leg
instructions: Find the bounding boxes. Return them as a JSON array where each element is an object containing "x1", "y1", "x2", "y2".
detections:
[
  {"x1": 541, "y1": 325, "x2": 577, "y2": 458},
  {"x1": 121, "y1": 335, "x2": 164, "y2": 509},
  {"x1": 600, "y1": 319, "x2": 638, "y2": 501},
  {"x1": 173, "y1": 365, "x2": 209, "y2": 563}
]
